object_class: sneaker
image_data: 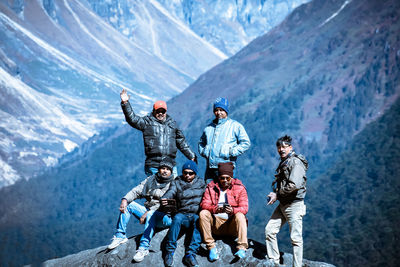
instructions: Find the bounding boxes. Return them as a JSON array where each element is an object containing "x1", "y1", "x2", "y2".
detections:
[
  {"x1": 183, "y1": 254, "x2": 199, "y2": 267},
  {"x1": 208, "y1": 247, "x2": 219, "y2": 261},
  {"x1": 133, "y1": 247, "x2": 149, "y2": 262},
  {"x1": 234, "y1": 249, "x2": 246, "y2": 258},
  {"x1": 107, "y1": 235, "x2": 128, "y2": 249},
  {"x1": 164, "y1": 252, "x2": 174, "y2": 267}
]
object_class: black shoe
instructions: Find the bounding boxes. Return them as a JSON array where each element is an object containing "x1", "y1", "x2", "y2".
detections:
[
  {"x1": 183, "y1": 254, "x2": 199, "y2": 267},
  {"x1": 164, "y1": 252, "x2": 174, "y2": 267}
]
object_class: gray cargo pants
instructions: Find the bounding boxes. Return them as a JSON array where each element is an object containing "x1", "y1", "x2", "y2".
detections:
[{"x1": 265, "y1": 200, "x2": 306, "y2": 267}]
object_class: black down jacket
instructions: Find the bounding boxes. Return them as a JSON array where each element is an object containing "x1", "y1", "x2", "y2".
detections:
[
  {"x1": 122, "y1": 101, "x2": 195, "y2": 168},
  {"x1": 162, "y1": 175, "x2": 206, "y2": 214}
]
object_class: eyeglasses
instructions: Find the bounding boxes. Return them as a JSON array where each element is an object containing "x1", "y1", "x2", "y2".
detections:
[
  {"x1": 183, "y1": 171, "x2": 195, "y2": 176},
  {"x1": 155, "y1": 109, "x2": 166, "y2": 114},
  {"x1": 218, "y1": 176, "x2": 231, "y2": 181}
]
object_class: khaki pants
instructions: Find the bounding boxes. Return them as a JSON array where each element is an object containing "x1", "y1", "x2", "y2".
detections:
[
  {"x1": 265, "y1": 200, "x2": 306, "y2": 267},
  {"x1": 199, "y1": 209, "x2": 248, "y2": 250}
]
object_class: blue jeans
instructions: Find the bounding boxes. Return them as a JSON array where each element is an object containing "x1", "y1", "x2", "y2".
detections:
[
  {"x1": 115, "y1": 201, "x2": 172, "y2": 249},
  {"x1": 166, "y1": 213, "x2": 201, "y2": 255},
  {"x1": 145, "y1": 166, "x2": 178, "y2": 178}
]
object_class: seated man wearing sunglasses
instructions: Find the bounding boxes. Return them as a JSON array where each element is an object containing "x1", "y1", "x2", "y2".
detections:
[
  {"x1": 199, "y1": 162, "x2": 249, "y2": 261},
  {"x1": 120, "y1": 88, "x2": 196, "y2": 177},
  {"x1": 161, "y1": 161, "x2": 206, "y2": 267}
]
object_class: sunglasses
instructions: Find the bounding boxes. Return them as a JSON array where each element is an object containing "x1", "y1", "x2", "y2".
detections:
[
  {"x1": 155, "y1": 109, "x2": 166, "y2": 114},
  {"x1": 218, "y1": 176, "x2": 231, "y2": 181},
  {"x1": 183, "y1": 171, "x2": 195, "y2": 176}
]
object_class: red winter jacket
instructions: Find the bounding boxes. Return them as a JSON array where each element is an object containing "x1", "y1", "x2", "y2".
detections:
[{"x1": 200, "y1": 178, "x2": 248, "y2": 215}]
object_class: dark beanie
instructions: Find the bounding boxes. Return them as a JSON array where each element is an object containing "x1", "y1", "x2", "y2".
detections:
[
  {"x1": 218, "y1": 162, "x2": 234, "y2": 177},
  {"x1": 181, "y1": 160, "x2": 198, "y2": 174},
  {"x1": 158, "y1": 158, "x2": 175, "y2": 171}
]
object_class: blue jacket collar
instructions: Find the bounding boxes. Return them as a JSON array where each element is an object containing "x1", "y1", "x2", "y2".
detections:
[{"x1": 213, "y1": 117, "x2": 229, "y2": 125}]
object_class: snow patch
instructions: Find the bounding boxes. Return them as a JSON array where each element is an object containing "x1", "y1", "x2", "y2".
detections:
[
  {"x1": 19, "y1": 151, "x2": 39, "y2": 158},
  {"x1": 43, "y1": 156, "x2": 58, "y2": 166},
  {"x1": 64, "y1": 139, "x2": 78, "y2": 152},
  {"x1": 319, "y1": 0, "x2": 352, "y2": 27},
  {"x1": 0, "y1": 159, "x2": 21, "y2": 186}
]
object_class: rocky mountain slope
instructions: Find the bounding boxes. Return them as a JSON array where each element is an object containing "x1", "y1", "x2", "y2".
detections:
[
  {"x1": 94, "y1": 0, "x2": 310, "y2": 56},
  {"x1": 0, "y1": 0, "x2": 225, "y2": 186},
  {"x1": 43, "y1": 229, "x2": 335, "y2": 267}
]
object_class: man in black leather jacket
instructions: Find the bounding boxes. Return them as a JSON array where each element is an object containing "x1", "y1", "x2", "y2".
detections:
[{"x1": 120, "y1": 89, "x2": 196, "y2": 176}]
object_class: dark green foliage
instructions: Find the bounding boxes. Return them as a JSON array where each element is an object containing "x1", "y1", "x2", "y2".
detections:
[
  {"x1": 304, "y1": 99, "x2": 400, "y2": 267},
  {"x1": 0, "y1": 126, "x2": 149, "y2": 266}
]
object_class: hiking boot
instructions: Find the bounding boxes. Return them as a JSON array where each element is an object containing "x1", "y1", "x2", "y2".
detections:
[
  {"x1": 234, "y1": 249, "x2": 246, "y2": 259},
  {"x1": 164, "y1": 252, "x2": 174, "y2": 267},
  {"x1": 183, "y1": 254, "x2": 199, "y2": 267},
  {"x1": 208, "y1": 247, "x2": 219, "y2": 261},
  {"x1": 107, "y1": 235, "x2": 128, "y2": 249},
  {"x1": 133, "y1": 247, "x2": 149, "y2": 262}
]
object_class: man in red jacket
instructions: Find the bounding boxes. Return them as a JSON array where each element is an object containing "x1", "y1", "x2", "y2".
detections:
[{"x1": 199, "y1": 162, "x2": 248, "y2": 261}]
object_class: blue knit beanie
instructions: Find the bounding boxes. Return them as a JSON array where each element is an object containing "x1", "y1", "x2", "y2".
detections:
[
  {"x1": 213, "y1": 97, "x2": 229, "y2": 114},
  {"x1": 181, "y1": 160, "x2": 198, "y2": 175}
]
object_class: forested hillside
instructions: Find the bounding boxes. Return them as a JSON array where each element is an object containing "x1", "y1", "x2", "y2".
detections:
[
  {"x1": 0, "y1": 126, "x2": 146, "y2": 266},
  {"x1": 303, "y1": 98, "x2": 400, "y2": 267}
]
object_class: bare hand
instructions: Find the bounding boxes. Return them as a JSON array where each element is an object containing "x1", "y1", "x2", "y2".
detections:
[
  {"x1": 267, "y1": 192, "x2": 277, "y2": 205},
  {"x1": 120, "y1": 199, "x2": 128, "y2": 213},
  {"x1": 224, "y1": 205, "x2": 233, "y2": 214},
  {"x1": 120, "y1": 89, "x2": 130, "y2": 102},
  {"x1": 140, "y1": 211, "x2": 148, "y2": 224}
]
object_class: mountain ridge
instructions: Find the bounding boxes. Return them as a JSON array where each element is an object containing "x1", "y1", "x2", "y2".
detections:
[{"x1": 0, "y1": 0, "x2": 225, "y2": 186}]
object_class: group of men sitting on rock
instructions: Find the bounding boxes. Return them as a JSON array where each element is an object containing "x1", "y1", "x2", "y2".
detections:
[{"x1": 108, "y1": 159, "x2": 247, "y2": 267}]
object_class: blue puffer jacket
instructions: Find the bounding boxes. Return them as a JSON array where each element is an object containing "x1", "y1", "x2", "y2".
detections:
[{"x1": 198, "y1": 117, "x2": 250, "y2": 168}]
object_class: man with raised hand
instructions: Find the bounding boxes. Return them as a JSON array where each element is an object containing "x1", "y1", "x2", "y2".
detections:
[
  {"x1": 120, "y1": 88, "x2": 196, "y2": 177},
  {"x1": 265, "y1": 135, "x2": 308, "y2": 267}
]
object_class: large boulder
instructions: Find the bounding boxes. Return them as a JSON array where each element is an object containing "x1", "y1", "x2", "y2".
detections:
[{"x1": 43, "y1": 229, "x2": 335, "y2": 266}]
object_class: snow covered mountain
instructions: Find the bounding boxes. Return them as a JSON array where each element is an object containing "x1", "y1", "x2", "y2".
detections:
[
  {"x1": 0, "y1": 0, "x2": 225, "y2": 187},
  {"x1": 0, "y1": 0, "x2": 308, "y2": 187},
  {"x1": 91, "y1": 0, "x2": 310, "y2": 55}
]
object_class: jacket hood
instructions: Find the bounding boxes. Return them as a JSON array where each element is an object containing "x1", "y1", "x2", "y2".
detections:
[{"x1": 295, "y1": 153, "x2": 308, "y2": 170}]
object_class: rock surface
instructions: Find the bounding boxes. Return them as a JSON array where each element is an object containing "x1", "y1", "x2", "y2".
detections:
[{"x1": 43, "y1": 229, "x2": 335, "y2": 267}]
